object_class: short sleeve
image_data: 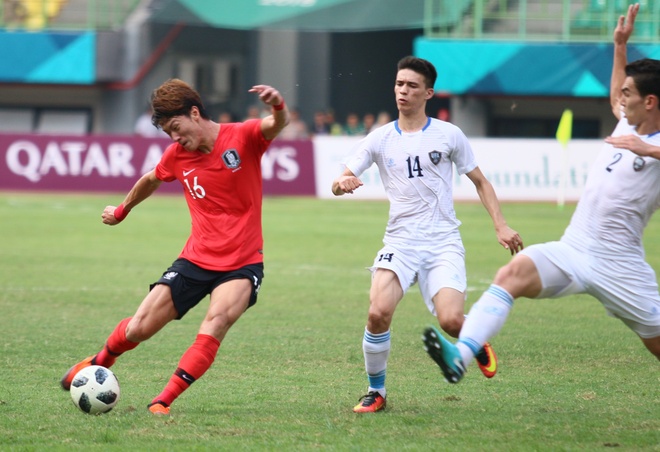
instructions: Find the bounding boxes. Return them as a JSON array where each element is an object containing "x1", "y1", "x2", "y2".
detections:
[
  {"x1": 345, "y1": 135, "x2": 376, "y2": 177},
  {"x1": 154, "y1": 143, "x2": 179, "y2": 182},
  {"x1": 448, "y1": 126, "x2": 477, "y2": 175}
]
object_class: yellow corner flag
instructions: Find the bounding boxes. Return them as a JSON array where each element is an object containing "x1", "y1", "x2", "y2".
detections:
[
  {"x1": 556, "y1": 109, "x2": 573, "y2": 147},
  {"x1": 556, "y1": 109, "x2": 573, "y2": 210}
]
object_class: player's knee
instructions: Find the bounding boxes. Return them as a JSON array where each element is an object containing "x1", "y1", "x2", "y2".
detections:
[
  {"x1": 438, "y1": 315, "x2": 463, "y2": 338},
  {"x1": 125, "y1": 317, "x2": 154, "y2": 342},
  {"x1": 124, "y1": 324, "x2": 142, "y2": 343},
  {"x1": 493, "y1": 261, "x2": 521, "y2": 284},
  {"x1": 204, "y1": 312, "x2": 235, "y2": 338},
  {"x1": 492, "y1": 257, "x2": 540, "y2": 298},
  {"x1": 367, "y1": 305, "x2": 393, "y2": 332}
]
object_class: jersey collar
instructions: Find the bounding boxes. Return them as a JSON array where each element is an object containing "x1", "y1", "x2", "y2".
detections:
[{"x1": 394, "y1": 117, "x2": 431, "y2": 135}]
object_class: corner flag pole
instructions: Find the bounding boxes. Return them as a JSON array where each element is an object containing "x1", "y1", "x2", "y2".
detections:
[{"x1": 555, "y1": 109, "x2": 573, "y2": 209}]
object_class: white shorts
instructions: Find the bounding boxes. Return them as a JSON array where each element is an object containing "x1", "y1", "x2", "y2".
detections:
[
  {"x1": 369, "y1": 239, "x2": 466, "y2": 316},
  {"x1": 521, "y1": 241, "x2": 660, "y2": 338}
]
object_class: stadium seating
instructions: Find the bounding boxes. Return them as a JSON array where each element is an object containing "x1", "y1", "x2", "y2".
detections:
[
  {"x1": 4, "y1": 0, "x2": 68, "y2": 30},
  {"x1": 573, "y1": 0, "x2": 658, "y2": 40},
  {"x1": 424, "y1": 0, "x2": 658, "y2": 42},
  {"x1": 424, "y1": 0, "x2": 474, "y2": 34}
]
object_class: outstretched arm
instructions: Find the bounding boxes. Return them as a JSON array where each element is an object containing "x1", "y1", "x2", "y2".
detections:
[
  {"x1": 610, "y1": 3, "x2": 639, "y2": 120},
  {"x1": 465, "y1": 167, "x2": 523, "y2": 255},
  {"x1": 605, "y1": 134, "x2": 660, "y2": 159},
  {"x1": 603, "y1": 3, "x2": 660, "y2": 158},
  {"x1": 101, "y1": 169, "x2": 162, "y2": 225},
  {"x1": 249, "y1": 85, "x2": 290, "y2": 141}
]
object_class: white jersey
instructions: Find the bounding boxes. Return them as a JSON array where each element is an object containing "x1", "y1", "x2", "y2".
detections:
[
  {"x1": 562, "y1": 117, "x2": 660, "y2": 258},
  {"x1": 345, "y1": 117, "x2": 477, "y2": 245}
]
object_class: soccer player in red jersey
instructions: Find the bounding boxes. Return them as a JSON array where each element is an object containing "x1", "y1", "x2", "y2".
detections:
[{"x1": 61, "y1": 79, "x2": 289, "y2": 415}]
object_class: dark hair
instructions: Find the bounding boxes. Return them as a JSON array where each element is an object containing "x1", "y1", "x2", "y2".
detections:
[
  {"x1": 625, "y1": 58, "x2": 660, "y2": 107},
  {"x1": 397, "y1": 56, "x2": 437, "y2": 89},
  {"x1": 150, "y1": 78, "x2": 210, "y2": 128}
]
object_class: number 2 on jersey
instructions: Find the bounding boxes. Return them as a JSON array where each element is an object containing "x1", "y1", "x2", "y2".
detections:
[{"x1": 606, "y1": 153, "x2": 622, "y2": 172}]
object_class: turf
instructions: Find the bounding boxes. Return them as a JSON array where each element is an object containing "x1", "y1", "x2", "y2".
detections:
[{"x1": 0, "y1": 193, "x2": 658, "y2": 451}]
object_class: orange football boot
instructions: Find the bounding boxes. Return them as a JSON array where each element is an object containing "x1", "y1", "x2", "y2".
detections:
[
  {"x1": 353, "y1": 391, "x2": 386, "y2": 413},
  {"x1": 475, "y1": 342, "x2": 498, "y2": 378},
  {"x1": 60, "y1": 355, "x2": 96, "y2": 390},
  {"x1": 148, "y1": 401, "x2": 171, "y2": 416}
]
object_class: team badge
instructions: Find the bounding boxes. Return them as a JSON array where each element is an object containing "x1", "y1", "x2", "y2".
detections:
[
  {"x1": 222, "y1": 149, "x2": 241, "y2": 169},
  {"x1": 633, "y1": 156, "x2": 645, "y2": 172},
  {"x1": 429, "y1": 150, "x2": 442, "y2": 165}
]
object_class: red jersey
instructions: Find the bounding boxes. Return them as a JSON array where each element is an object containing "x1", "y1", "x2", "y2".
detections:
[{"x1": 155, "y1": 119, "x2": 271, "y2": 271}]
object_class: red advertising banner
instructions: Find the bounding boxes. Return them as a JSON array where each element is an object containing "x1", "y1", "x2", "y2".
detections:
[
  {"x1": 263, "y1": 139, "x2": 316, "y2": 196},
  {"x1": 0, "y1": 134, "x2": 315, "y2": 196}
]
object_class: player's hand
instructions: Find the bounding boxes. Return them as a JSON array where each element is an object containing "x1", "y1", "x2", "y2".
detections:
[
  {"x1": 497, "y1": 226, "x2": 523, "y2": 255},
  {"x1": 334, "y1": 175, "x2": 363, "y2": 195},
  {"x1": 605, "y1": 134, "x2": 653, "y2": 156},
  {"x1": 613, "y1": 3, "x2": 639, "y2": 45},
  {"x1": 101, "y1": 206, "x2": 121, "y2": 225},
  {"x1": 249, "y1": 85, "x2": 284, "y2": 107}
]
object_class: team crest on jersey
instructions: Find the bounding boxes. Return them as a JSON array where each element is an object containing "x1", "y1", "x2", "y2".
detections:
[
  {"x1": 222, "y1": 149, "x2": 241, "y2": 169},
  {"x1": 429, "y1": 150, "x2": 442, "y2": 165},
  {"x1": 633, "y1": 156, "x2": 645, "y2": 172}
]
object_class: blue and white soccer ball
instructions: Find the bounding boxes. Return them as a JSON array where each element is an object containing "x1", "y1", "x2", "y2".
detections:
[{"x1": 70, "y1": 365, "x2": 120, "y2": 415}]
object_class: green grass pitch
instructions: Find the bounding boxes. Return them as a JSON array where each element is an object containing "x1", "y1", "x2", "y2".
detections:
[{"x1": 1, "y1": 193, "x2": 658, "y2": 450}]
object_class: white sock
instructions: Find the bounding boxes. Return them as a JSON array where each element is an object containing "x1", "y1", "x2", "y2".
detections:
[
  {"x1": 457, "y1": 284, "x2": 514, "y2": 365},
  {"x1": 363, "y1": 328, "x2": 390, "y2": 396}
]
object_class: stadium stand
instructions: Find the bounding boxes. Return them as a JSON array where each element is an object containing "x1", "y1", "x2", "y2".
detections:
[
  {"x1": 3, "y1": 0, "x2": 67, "y2": 30},
  {"x1": 1, "y1": 0, "x2": 140, "y2": 30},
  {"x1": 425, "y1": 0, "x2": 659, "y2": 41}
]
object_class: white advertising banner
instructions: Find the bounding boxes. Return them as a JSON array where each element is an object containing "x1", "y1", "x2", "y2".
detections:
[
  {"x1": 313, "y1": 136, "x2": 602, "y2": 202},
  {"x1": 314, "y1": 136, "x2": 386, "y2": 199}
]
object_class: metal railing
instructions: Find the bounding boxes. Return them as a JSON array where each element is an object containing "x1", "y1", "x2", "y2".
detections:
[
  {"x1": 425, "y1": 0, "x2": 660, "y2": 42},
  {"x1": 1, "y1": 0, "x2": 141, "y2": 31}
]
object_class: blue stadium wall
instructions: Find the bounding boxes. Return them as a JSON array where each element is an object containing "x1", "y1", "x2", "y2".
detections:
[
  {"x1": 0, "y1": 30, "x2": 95, "y2": 84},
  {"x1": 3, "y1": 31, "x2": 660, "y2": 99},
  {"x1": 415, "y1": 37, "x2": 660, "y2": 97}
]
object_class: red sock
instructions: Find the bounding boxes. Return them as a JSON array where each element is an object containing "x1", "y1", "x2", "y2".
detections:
[
  {"x1": 95, "y1": 317, "x2": 140, "y2": 368},
  {"x1": 152, "y1": 334, "x2": 220, "y2": 407}
]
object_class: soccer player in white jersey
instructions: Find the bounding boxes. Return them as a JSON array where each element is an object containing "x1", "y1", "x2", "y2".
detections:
[
  {"x1": 423, "y1": 3, "x2": 660, "y2": 386},
  {"x1": 332, "y1": 56, "x2": 523, "y2": 413}
]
